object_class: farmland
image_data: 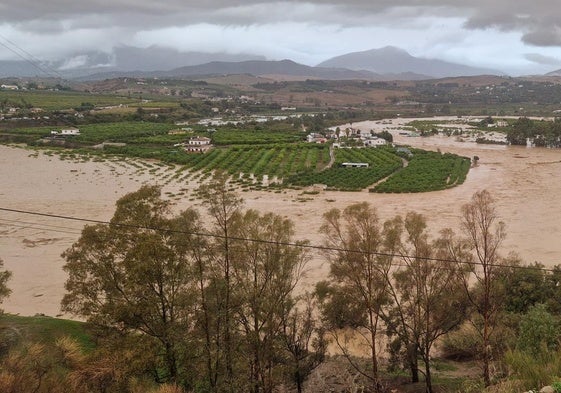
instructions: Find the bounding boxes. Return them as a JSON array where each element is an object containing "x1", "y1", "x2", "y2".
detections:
[
  {"x1": 0, "y1": 84, "x2": 472, "y2": 193},
  {"x1": 0, "y1": 89, "x2": 180, "y2": 111},
  {"x1": 1, "y1": 117, "x2": 472, "y2": 192},
  {"x1": 3, "y1": 114, "x2": 470, "y2": 192}
]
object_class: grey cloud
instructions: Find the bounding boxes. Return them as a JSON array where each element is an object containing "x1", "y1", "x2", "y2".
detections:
[
  {"x1": 463, "y1": 12, "x2": 530, "y2": 31},
  {"x1": 524, "y1": 53, "x2": 561, "y2": 66},
  {"x1": 2, "y1": 1, "x2": 561, "y2": 47},
  {"x1": 522, "y1": 28, "x2": 561, "y2": 47},
  {"x1": 0, "y1": 1, "x2": 463, "y2": 26}
]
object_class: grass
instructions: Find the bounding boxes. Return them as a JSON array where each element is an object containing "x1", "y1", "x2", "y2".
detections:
[{"x1": 0, "y1": 314, "x2": 95, "y2": 352}]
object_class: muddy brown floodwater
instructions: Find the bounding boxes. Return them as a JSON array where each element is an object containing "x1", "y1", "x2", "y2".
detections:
[{"x1": 1, "y1": 117, "x2": 561, "y2": 317}]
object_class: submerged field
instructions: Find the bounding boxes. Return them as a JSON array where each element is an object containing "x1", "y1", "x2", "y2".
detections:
[{"x1": 1, "y1": 120, "x2": 470, "y2": 192}]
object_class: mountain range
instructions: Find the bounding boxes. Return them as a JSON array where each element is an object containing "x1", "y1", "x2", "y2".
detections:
[{"x1": 0, "y1": 45, "x2": 510, "y2": 81}]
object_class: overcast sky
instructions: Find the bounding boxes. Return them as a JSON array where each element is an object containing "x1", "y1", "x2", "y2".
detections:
[{"x1": 1, "y1": 0, "x2": 561, "y2": 75}]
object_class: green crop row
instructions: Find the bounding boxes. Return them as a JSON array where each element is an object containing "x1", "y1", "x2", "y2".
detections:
[
  {"x1": 7, "y1": 121, "x2": 175, "y2": 144},
  {"x1": 212, "y1": 130, "x2": 303, "y2": 145},
  {"x1": 287, "y1": 146, "x2": 403, "y2": 190},
  {"x1": 372, "y1": 149, "x2": 470, "y2": 193},
  {"x1": 156, "y1": 144, "x2": 332, "y2": 181}
]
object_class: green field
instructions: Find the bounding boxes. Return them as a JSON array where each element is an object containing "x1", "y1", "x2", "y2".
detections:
[
  {"x1": 288, "y1": 146, "x2": 403, "y2": 190},
  {"x1": 0, "y1": 90, "x2": 141, "y2": 110},
  {"x1": 8, "y1": 121, "x2": 175, "y2": 142},
  {"x1": 212, "y1": 129, "x2": 303, "y2": 145},
  {"x1": 373, "y1": 149, "x2": 471, "y2": 193},
  {"x1": 100, "y1": 143, "x2": 469, "y2": 193}
]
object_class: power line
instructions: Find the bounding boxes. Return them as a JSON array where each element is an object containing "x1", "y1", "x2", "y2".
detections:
[
  {"x1": 0, "y1": 35, "x2": 64, "y2": 79},
  {"x1": 0, "y1": 206, "x2": 558, "y2": 273},
  {"x1": 0, "y1": 219, "x2": 83, "y2": 236},
  {"x1": 0, "y1": 217, "x2": 83, "y2": 231}
]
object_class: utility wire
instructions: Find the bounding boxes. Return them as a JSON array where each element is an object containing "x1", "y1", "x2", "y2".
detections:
[
  {"x1": 0, "y1": 219, "x2": 83, "y2": 236},
  {"x1": 0, "y1": 206, "x2": 558, "y2": 273},
  {"x1": 0, "y1": 35, "x2": 63, "y2": 79},
  {"x1": 0, "y1": 217, "x2": 83, "y2": 231}
]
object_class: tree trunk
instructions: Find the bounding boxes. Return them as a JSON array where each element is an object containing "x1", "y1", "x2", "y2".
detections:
[
  {"x1": 483, "y1": 275, "x2": 492, "y2": 387},
  {"x1": 425, "y1": 355, "x2": 432, "y2": 393},
  {"x1": 295, "y1": 368, "x2": 303, "y2": 393},
  {"x1": 164, "y1": 341, "x2": 178, "y2": 383},
  {"x1": 407, "y1": 343, "x2": 419, "y2": 383},
  {"x1": 368, "y1": 311, "x2": 379, "y2": 390},
  {"x1": 197, "y1": 261, "x2": 217, "y2": 392},
  {"x1": 483, "y1": 318, "x2": 491, "y2": 387},
  {"x1": 223, "y1": 223, "x2": 234, "y2": 392}
]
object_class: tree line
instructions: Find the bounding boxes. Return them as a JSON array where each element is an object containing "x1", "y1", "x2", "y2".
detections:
[
  {"x1": 1, "y1": 179, "x2": 561, "y2": 392},
  {"x1": 507, "y1": 117, "x2": 561, "y2": 147}
]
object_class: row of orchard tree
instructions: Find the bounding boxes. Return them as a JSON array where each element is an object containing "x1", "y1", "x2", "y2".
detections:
[{"x1": 1, "y1": 175, "x2": 561, "y2": 392}]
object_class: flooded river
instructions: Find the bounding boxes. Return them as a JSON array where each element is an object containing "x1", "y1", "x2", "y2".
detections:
[{"x1": 1, "y1": 117, "x2": 560, "y2": 316}]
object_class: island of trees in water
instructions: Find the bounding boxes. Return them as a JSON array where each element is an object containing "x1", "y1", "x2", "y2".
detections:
[
  {"x1": 506, "y1": 117, "x2": 561, "y2": 147},
  {"x1": 1, "y1": 175, "x2": 561, "y2": 393}
]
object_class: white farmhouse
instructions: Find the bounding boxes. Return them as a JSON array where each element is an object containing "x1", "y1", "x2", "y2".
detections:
[
  {"x1": 1, "y1": 84, "x2": 18, "y2": 90},
  {"x1": 361, "y1": 136, "x2": 387, "y2": 147},
  {"x1": 184, "y1": 136, "x2": 212, "y2": 153},
  {"x1": 60, "y1": 128, "x2": 81, "y2": 136}
]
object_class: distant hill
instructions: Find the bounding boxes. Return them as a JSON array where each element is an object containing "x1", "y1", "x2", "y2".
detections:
[
  {"x1": 545, "y1": 69, "x2": 561, "y2": 77},
  {"x1": 318, "y1": 46, "x2": 503, "y2": 78},
  {"x1": 163, "y1": 59, "x2": 379, "y2": 79},
  {"x1": 111, "y1": 46, "x2": 267, "y2": 72},
  {"x1": 77, "y1": 59, "x2": 385, "y2": 81}
]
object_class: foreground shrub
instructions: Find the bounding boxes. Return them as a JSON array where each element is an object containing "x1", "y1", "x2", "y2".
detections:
[
  {"x1": 440, "y1": 324, "x2": 481, "y2": 360},
  {"x1": 504, "y1": 348, "x2": 561, "y2": 390},
  {"x1": 517, "y1": 304, "x2": 559, "y2": 355}
]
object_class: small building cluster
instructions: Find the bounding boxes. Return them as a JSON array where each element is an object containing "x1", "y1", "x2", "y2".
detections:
[
  {"x1": 487, "y1": 120, "x2": 508, "y2": 128},
  {"x1": 307, "y1": 133, "x2": 328, "y2": 143},
  {"x1": 308, "y1": 127, "x2": 388, "y2": 147}
]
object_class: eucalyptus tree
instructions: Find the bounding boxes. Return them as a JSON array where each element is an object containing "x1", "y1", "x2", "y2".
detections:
[
  {"x1": 62, "y1": 185, "x2": 204, "y2": 385},
  {"x1": 384, "y1": 212, "x2": 467, "y2": 393},
  {"x1": 440, "y1": 190, "x2": 507, "y2": 386},
  {"x1": 229, "y1": 209, "x2": 309, "y2": 393},
  {"x1": 320, "y1": 202, "x2": 392, "y2": 391},
  {"x1": 196, "y1": 172, "x2": 244, "y2": 392}
]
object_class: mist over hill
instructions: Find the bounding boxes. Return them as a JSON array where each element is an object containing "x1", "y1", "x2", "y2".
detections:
[
  {"x1": 318, "y1": 46, "x2": 503, "y2": 78},
  {"x1": 0, "y1": 46, "x2": 266, "y2": 78},
  {"x1": 0, "y1": 45, "x2": 506, "y2": 81}
]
